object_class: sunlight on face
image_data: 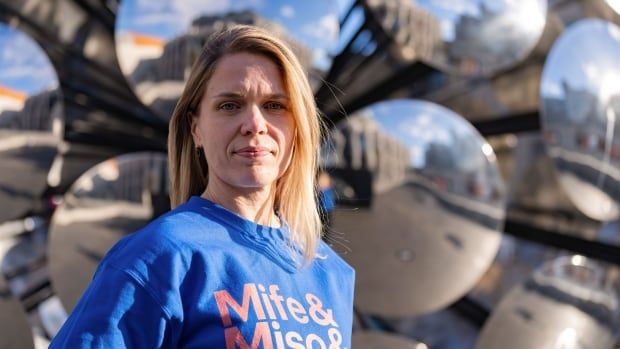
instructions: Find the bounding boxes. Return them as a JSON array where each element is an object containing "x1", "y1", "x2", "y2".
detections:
[{"x1": 191, "y1": 53, "x2": 296, "y2": 193}]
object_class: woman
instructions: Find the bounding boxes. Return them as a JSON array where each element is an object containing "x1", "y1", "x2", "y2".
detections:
[{"x1": 50, "y1": 25, "x2": 355, "y2": 348}]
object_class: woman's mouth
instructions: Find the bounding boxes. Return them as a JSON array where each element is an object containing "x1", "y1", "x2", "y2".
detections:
[{"x1": 234, "y1": 146, "x2": 272, "y2": 158}]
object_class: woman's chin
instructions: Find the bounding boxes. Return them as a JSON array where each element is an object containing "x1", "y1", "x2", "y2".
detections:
[{"x1": 232, "y1": 175, "x2": 278, "y2": 190}]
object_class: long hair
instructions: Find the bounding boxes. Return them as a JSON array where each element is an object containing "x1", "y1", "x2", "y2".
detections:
[{"x1": 168, "y1": 25, "x2": 324, "y2": 262}]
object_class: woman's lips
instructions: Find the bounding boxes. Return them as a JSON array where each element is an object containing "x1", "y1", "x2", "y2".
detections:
[{"x1": 234, "y1": 146, "x2": 272, "y2": 158}]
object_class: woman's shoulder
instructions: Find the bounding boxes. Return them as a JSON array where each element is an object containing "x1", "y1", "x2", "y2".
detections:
[
  {"x1": 314, "y1": 240, "x2": 355, "y2": 276},
  {"x1": 100, "y1": 201, "x2": 233, "y2": 275}
]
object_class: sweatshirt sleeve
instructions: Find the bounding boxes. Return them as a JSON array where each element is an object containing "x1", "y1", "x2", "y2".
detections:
[{"x1": 49, "y1": 264, "x2": 173, "y2": 349}]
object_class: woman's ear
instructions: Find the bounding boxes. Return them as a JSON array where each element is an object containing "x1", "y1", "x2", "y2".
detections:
[{"x1": 189, "y1": 112, "x2": 201, "y2": 147}]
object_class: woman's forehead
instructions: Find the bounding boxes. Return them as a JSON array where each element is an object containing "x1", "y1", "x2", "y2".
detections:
[{"x1": 206, "y1": 52, "x2": 287, "y2": 96}]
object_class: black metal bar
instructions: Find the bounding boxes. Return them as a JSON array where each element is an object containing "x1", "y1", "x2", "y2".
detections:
[
  {"x1": 338, "y1": 35, "x2": 391, "y2": 87},
  {"x1": 21, "y1": 281, "x2": 54, "y2": 312},
  {"x1": 60, "y1": 79, "x2": 165, "y2": 130},
  {"x1": 449, "y1": 296, "x2": 491, "y2": 328},
  {"x1": 353, "y1": 306, "x2": 370, "y2": 330},
  {"x1": 471, "y1": 111, "x2": 541, "y2": 136},
  {"x1": 504, "y1": 218, "x2": 620, "y2": 265},
  {"x1": 326, "y1": 61, "x2": 437, "y2": 123},
  {"x1": 73, "y1": 0, "x2": 116, "y2": 30},
  {"x1": 366, "y1": 315, "x2": 397, "y2": 333},
  {"x1": 339, "y1": 0, "x2": 357, "y2": 28},
  {"x1": 316, "y1": 24, "x2": 366, "y2": 100},
  {"x1": 61, "y1": 100, "x2": 166, "y2": 151}
]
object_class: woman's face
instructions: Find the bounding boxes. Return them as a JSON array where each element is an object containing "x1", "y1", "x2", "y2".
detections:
[{"x1": 191, "y1": 52, "x2": 296, "y2": 192}]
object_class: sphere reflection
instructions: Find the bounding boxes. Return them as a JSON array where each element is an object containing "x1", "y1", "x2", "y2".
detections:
[
  {"x1": 476, "y1": 255, "x2": 619, "y2": 349},
  {"x1": 541, "y1": 19, "x2": 620, "y2": 221},
  {"x1": 0, "y1": 274, "x2": 34, "y2": 349},
  {"x1": 115, "y1": 0, "x2": 339, "y2": 121},
  {"x1": 48, "y1": 152, "x2": 169, "y2": 311},
  {"x1": 324, "y1": 99, "x2": 505, "y2": 316},
  {"x1": 417, "y1": 0, "x2": 547, "y2": 76},
  {"x1": 0, "y1": 23, "x2": 62, "y2": 222},
  {"x1": 352, "y1": 331, "x2": 424, "y2": 349},
  {"x1": 410, "y1": 0, "x2": 547, "y2": 76}
]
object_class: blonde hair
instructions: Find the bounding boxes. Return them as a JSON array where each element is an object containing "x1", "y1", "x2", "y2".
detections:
[{"x1": 168, "y1": 25, "x2": 324, "y2": 262}]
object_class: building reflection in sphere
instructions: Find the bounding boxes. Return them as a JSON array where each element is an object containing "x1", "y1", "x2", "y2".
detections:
[
  {"x1": 541, "y1": 19, "x2": 620, "y2": 221},
  {"x1": 0, "y1": 23, "x2": 63, "y2": 223},
  {"x1": 323, "y1": 99, "x2": 506, "y2": 317},
  {"x1": 115, "y1": 0, "x2": 339, "y2": 121}
]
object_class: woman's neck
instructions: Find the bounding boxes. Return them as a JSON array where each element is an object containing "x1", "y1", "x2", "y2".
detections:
[{"x1": 201, "y1": 181, "x2": 280, "y2": 227}]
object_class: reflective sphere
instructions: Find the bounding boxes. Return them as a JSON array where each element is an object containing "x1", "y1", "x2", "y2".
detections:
[
  {"x1": 352, "y1": 331, "x2": 425, "y2": 349},
  {"x1": 410, "y1": 0, "x2": 547, "y2": 76},
  {"x1": 0, "y1": 23, "x2": 62, "y2": 222},
  {"x1": 115, "y1": 0, "x2": 339, "y2": 121},
  {"x1": 541, "y1": 19, "x2": 620, "y2": 221},
  {"x1": 324, "y1": 99, "x2": 505, "y2": 316},
  {"x1": 476, "y1": 255, "x2": 619, "y2": 349},
  {"x1": 0, "y1": 275, "x2": 34, "y2": 349},
  {"x1": 48, "y1": 152, "x2": 169, "y2": 311}
]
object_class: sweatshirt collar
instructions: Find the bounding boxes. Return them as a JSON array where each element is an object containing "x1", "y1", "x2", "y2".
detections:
[{"x1": 188, "y1": 196, "x2": 303, "y2": 272}]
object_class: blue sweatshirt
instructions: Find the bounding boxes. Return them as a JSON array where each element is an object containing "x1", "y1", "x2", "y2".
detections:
[{"x1": 50, "y1": 196, "x2": 355, "y2": 348}]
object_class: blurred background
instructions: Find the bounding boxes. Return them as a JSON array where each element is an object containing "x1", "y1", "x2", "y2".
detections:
[{"x1": 0, "y1": 0, "x2": 619, "y2": 348}]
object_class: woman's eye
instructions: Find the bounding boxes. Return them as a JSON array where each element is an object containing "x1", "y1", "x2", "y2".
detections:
[
  {"x1": 218, "y1": 102, "x2": 239, "y2": 111},
  {"x1": 265, "y1": 102, "x2": 285, "y2": 110}
]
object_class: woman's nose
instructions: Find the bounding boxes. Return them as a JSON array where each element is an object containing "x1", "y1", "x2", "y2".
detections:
[{"x1": 240, "y1": 104, "x2": 268, "y2": 135}]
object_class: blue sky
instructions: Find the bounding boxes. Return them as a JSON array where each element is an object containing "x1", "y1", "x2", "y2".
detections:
[
  {"x1": 116, "y1": 0, "x2": 345, "y2": 70},
  {"x1": 0, "y1": 24, "x2": 58, "y2": 95},
  {"x1": 542, "y1": 19, "x2": 620, "y2": 100},
  {"x1": 351, "y1": 99, "x2": 486, "y2": 168}
]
